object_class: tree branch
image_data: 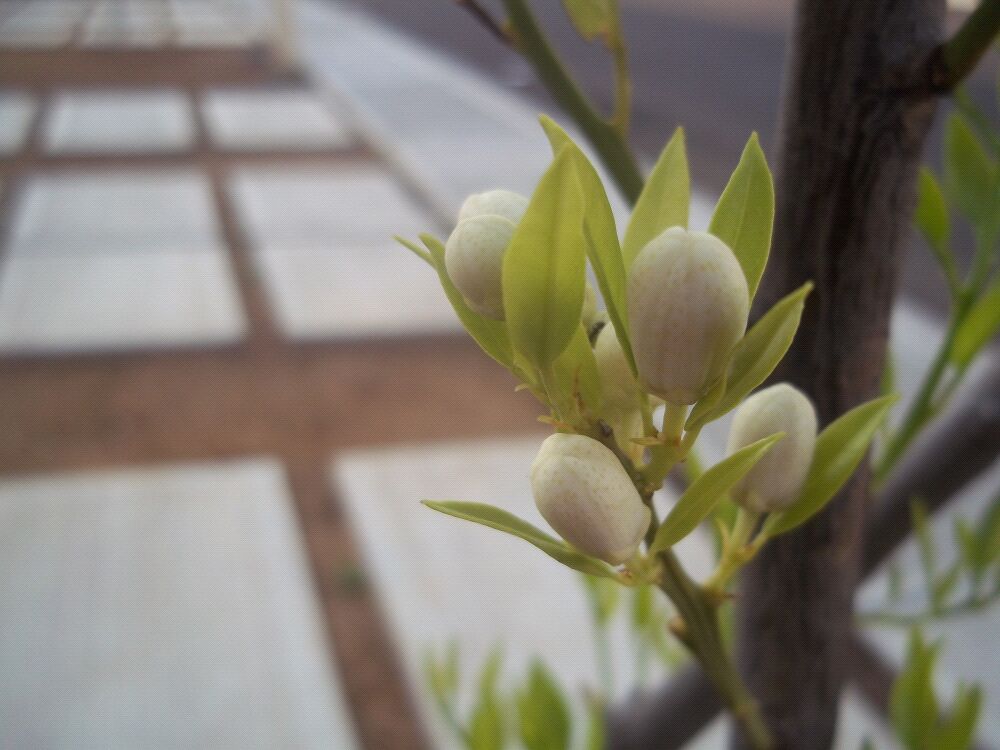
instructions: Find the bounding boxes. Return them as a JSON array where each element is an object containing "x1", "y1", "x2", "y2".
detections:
[
  {"x1": 912, "y1": 0, "x2": 1000, "y2": 95},
  {"x1": 500, "y1": 0, "x2": 644, "y2": 203},
  {"x1": 608, "y1": 353, "x2": 1000, "y2": 749}
]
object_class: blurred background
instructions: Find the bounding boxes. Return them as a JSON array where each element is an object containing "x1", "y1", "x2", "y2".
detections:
[{"x1": 0, "y1": 0, "x2": 996, "y2": 748}]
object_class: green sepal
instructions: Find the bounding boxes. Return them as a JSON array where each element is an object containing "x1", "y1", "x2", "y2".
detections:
[
  {"x1": 650, "y1": 433, "x2": 784, "y2": 553},
  {"x1": 708, "y1": 132, "x2": 774, "y2": 301},
  {"x1": 622, "y1": 127, "x2": 689, "y2": 269},
  {"x1": 763, "y1": 394, "x2": 897, "y2": 537},
  {"x1": 687, "y1": 282, "x2": 812, "y2": 430},
  {"x1": 503, "y1": 148, "x2": 588, "y2": 368},
  {"x1": 423, "y1": 500, "x2": 619, "y2": 579}
]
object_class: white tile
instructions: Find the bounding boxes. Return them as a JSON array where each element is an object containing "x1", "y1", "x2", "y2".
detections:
[
  {"x1": 43, "y1": 90, "x2": 195, "y2": 153},
  {"x1": 229, "y1": 167, "x2": 429, "y2": 247},
  {"x1": 0, "y1": 251, "x2": 246, "y2": 352},
  {"x1": 255, "y1": 245, "x2": 458, "y2": 339},
  {"x1": 0, "y1": 458, "x2": 359, "y2": 750},
  {"x1": 332, "y1": 438, "x2": 712, "y2": 748},
  {"x1": 0, "y1": 92, "x2": 36, "y2": 154},
  {"x1": 9, "y1": 171, "x2": 221, "y2": 255},
  {"x1": 203, "y1": 90, "x2": 352, "y2": 151}
]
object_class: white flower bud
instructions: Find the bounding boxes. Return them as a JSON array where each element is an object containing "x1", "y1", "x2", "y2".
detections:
[
  {"x1": 726, "y1": 383, "x2": 818, "y2": 512},
  {"x1": 457, "y1": 189, "x2": 529, "y2": 225},
  {"x1": 531, "y1": 433, "x2": 650, "y2": 564},
  {"x1": 445, "y1": 191, "x2": 528, "y2": 320},
  {"x1": 582, "y1": 283, "x2": 598, "y2": 331},
  {"x1": 628, "y1": 227, "x2": 749, "y2": 405},
  {"x1": 594, "y1": 323, "x2": 641, "y2": 410}
]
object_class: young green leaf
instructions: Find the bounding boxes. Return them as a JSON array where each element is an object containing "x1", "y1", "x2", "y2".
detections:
[
  {"x1": 539, "y1": 115, "x2": 637, "y2": 376},
  {"x1": 503, "y1": 148, "x2": 588, "y2": 368},
  {"x1": 582, "y1": 573, "x2": 621, "y2": 626},
  {"x1": 468, "y1": 649, "x2": 506, "y2": 750},
  {"x1": 423, "y1": 500, "x2": 619, "y2": 579},
  {"x1": 561, "y1": 0, "x2": 615, "y2": 41},
  {"x1": 421, "y1": 234, "x2": 513, "y2": 369},
  {"x1": 687, "y1": 282, "x2": 812, "y2": 430},
  {"x1": 950, "y1": 274, "x2": 1000, "y2": 367},
  {"x1": 553, "y1": 324, "x2": 603, "y2": 413},
  {"x1": 518, "y1": 661, "x2": 570, "y2": 750},
  {"x1": 650, "y1": 432, "x2": 784, "y2": 553},
  {"x1": 933, "y1": 684, "x2": 983, "y2": 750},
  {"x1": 708, "y1": 132, "x2": 774, "y2": 300},
  {"x1": 763, "y1": 394, "x2": 897, "y2": 537},
  {"x1": 622, "y1": 127, "x2": 689, "y2": 269},
  {"x1": 914, "y1": 168, "x2": 958, "y2": 293},
  {"x1": 944, "y1": 112, "x2": 998, "y2": 227},
  {"x1": 890, "y1": 629, "x2": 940, "y2": 749}
]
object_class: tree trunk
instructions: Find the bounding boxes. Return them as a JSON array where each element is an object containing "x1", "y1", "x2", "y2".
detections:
[{"x1": 733, "y1": 1, "x2": 945, "y2": 748}]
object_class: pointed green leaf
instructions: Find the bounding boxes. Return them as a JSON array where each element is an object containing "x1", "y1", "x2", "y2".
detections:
[
  {"x1": 890, "y1": 629, "x2": 940, "y2": 749},
  {"x1": 950, "y1": 274, "x2": 1000, "y2": 367},
  {"x1": 622, "y1": 128, "x2": 689, "y2": 269},
  {"x1": 540, "y1": 115, "x2": 637, "y2": 376},
  {"x1": 764, "y1": 394, "x2": 897, "y2": 537},
  {"x1": 518, "y1": 661, "x2": 570, "y2": 750},
  {"x1": 553, "y1": 324, "x2": 603, "y2": 413},
  {"x1": 503, "y1": 148, "x2": 588, "y2": 368},
  {"x1": 914, "y1": 168, "x2": 958, "y2": 292},
  {"x1": 561, "y1": 0, "x2": 614, "y2": 41},
  {"x1": 469, "y1": 649, "x2": 506, "y2": 750},
  {"x1": 687, "y1": 282, "x2": 812, "y2": 430},
  {"x1": 933, "y1": 684, "x2": 982, "y2": 750},
  {"x1": 650, "y1": 433, "x2": 784, "y2": 553},
  {"x1": 421, "y1": 234, "x2": 514, "y2": 369},
  {"x1": 423, "y1": 500, "x2": 619, "y2": 579},
  {"x1": 708, "y1": 132, "x2": 774, "y2": 300},
  {"x1": 944, "y1": 112, "x2": 998, "y2": 227}
]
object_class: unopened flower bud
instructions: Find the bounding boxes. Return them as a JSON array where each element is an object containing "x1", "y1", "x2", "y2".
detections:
[
  {"x1": 726, "y1": 383, "x2": 817, "y2": 512},
  {"x1": 594, "y1": 323, "x2": 641, "y2": 410},
  {"x1": 531, "y1": 433, "x2": 650, "y2": 564},
  {"x1": 582, "y1": 283, "x2": 598, "y2": 331},
  {"x1": 445, "y1": 191, "x2": 528, "y2": 320},
  {"x1": 628, "y1": 227, "x2": 749, "y2": 405}
]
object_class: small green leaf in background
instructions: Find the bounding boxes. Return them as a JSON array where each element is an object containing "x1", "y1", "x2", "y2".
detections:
[
  {"x1": 687, "y1": 282, "x2": 812, "y2": 430},
  {"x1": 933, "y1": 684, "x2": 983, "y2": 750},
  {"x1": 421, "y1": 235, "x2": 514, "y2": 369},
  {"x1": 950, "y1": 274, "x2": 1000, "y2": 367},
  {"x1": 890, "y1": 629, "x2": 940, "y2": 749},
  {"x1": 651, "y1": 433, "x2": 784, "y2": 553},
  {"x1": 518, "y1": 661, "x2": 570, "y2": 750},
  {"x1": 553, "y1": 324, "x2": 603, "y2": 413},
  {"x1": 561, "y1": 0, "x2": 615, "y2": 41},
  {"x1": 764, "y1": 394, "x2": 897, "y2": 537},
  {"x1": 503, "y1": 148, "x2": 588, "y2": 369},
  {"x1": 423, "y1": 500, "x2": 619, "y2": 579},
  {"x1": 708, "y1": 132, "x2": 774, "y2": 301},
  {"x1": 631, "y1": 583, "x2": 653, "y2": 630},
  {"x1": 622, "y1": 128, "x2": 690, "y2": 269},
  {"x1": 539, "y1": 115, "x2": 637, "y2": 377},
  {"x1": 584, "y1": 701, "x2": 606, "y2": 750},
  {"x1": 944, "y1": 112, "x2": 998, "y2": 227},
  {"x1": 913, "y1": 168, "x2": 958, "y2": 294},
  {"x1": 582, "y1": 573, "x2": 621, "y2": 627},
  {"x1": 468, "y1": 649, "x2": 506, "y2": 750}
]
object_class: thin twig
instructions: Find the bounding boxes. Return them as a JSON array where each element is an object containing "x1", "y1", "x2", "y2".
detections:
[
  {"x1": 908, "y1": 0, "x2": 1000, "y2": 95},
  {"x1": 453, "y1": 0, "x2": 513, "y2": 47}
]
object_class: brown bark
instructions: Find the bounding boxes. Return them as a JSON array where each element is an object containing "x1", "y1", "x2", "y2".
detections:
[{"x1": 733, "y1": 1, "x2": 945, "y2": 747}]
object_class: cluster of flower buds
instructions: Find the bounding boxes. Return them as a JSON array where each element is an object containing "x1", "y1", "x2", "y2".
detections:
[
  {"x1": 531, "y1": 433, "x2": 650, "y2": 564},
  {"x1": 444, "y1": 190, "x2": 528, "y2": 320},
  {"x1": 726, "y1": 383, "x2": 817, "y2": 512},
  {"x1": 628, "y1": 227, "x2": 750, "y2": 405}
]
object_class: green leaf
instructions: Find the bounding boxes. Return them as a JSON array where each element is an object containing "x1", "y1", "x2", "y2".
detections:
[
  {"x1": 423, "y1": 500, "x2": 619, "y2": 579},
  {"x1": 650, "y1": 433, "x2": 784, "y2": 553},
  {"x1": 687, "y1": 282, "x2": 812, "y2": 430},
  {"x1": 518, "y1": 661, "x2": 570, "y2": 750},
  {"x1": 539, "y1": 115, "x2": 637, "y2": 376},
  {"x1": 708, "y1": 132, "x2": 774, "y2": 300},
  {"x1": 933, "y1": 684, "x2": 982, "y2": 750},
  {"x1": 421, "y1": 234, "x2": 514, "y2": 369},
  {"x1": 581, "y1": 573, "x2": 620, "y2": 626},
  {"x1": 944, "y1": 112, "x2": 998, "y2": 227},
  {"x1": 584, "y1": 701, "x2": 606, "y2": 750},
  {"x1": 395, "y1": 235, "x2": 434, "y2": 266},
  {"x1": 890, "y1": 629, "x2": 940, "y2": 749},
  {"x1": 468, "y1": 649, "x2": 506, "y2": 750},
  {"x1": 764, "y1": 394, "x2": 897, "y2": 537},
  {"x1": 622, "y1": 127, "x2": 689, "y2": 269},
  {"x1": 503, "y1": 148, "x2": 588, "y2": 368},
  {"x1": 561, "y1": 0, "x2": 615, "y2": 41},
  {"x1": 914, "y1": 168, "x2": 957, "y2": 292},
  {"x1": 553, "y1": 324, "x2": 603, "y2": 413},
  {"x1": 950, "y1": 274, "x2": 1000, "y2": 367}
]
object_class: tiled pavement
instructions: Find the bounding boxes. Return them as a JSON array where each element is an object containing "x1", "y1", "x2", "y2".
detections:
[{"x1": 1, "y1": 1, "x2": 997, "y2": 749}]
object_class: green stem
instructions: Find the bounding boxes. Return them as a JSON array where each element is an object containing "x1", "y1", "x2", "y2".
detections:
[
  {"x1": 937, "y1": 0, "x2": 1000, "y2": 91},
  {"x1": 657, "y1": 550, "x2": 773, "y2": 749},
  {"x1": 501, "y1": 0, "x2": 644, "y2": 203},
  {"x1": 705, "y1": 507, "x2": 761, "y2": 596}
]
